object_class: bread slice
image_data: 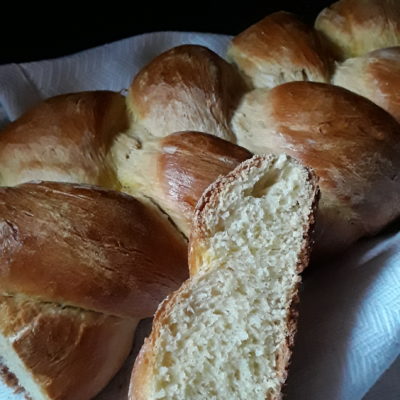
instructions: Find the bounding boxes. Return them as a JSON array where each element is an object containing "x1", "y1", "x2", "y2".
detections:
[{"x1": 129, "y1": 154, "x2": 318, "y2": 400}]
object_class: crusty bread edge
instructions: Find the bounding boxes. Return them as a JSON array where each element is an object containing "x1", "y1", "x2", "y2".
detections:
[
  {"x1": 129, "y1": 278, "x2": 193, "y2": 400},
  {"x1": 189, "y1": 155, "x2": 319, "y2": 276},
  {"x1": 273, "y1": 181, "x2": 318, "y2": 400},
  {"x1": 276, "y1": 155, "x2": 319, "y2": 399},
  {"x1": 129, "y1": 155, "x2": 319, "y2": 400}
]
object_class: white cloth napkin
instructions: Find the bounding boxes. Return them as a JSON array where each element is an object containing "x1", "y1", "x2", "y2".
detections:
[
  {"x1": 0, "y1": 31, "x2": 230, "y2": 122},
  {"x1": 0, "y1": 32, "x2": 399, "y2": 400}
]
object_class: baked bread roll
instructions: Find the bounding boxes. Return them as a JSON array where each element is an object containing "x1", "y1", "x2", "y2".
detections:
[
  {"x1": 0, "y1": 90, "x2": 253, "y2": 239},
  {"x1": 232, "y1": 81, "x2": 400, "y2": 257},
  {"x1": 332, "y1": 47, "x2": 400, "y2": 123},
  {"x1": 112, "y1": 130, "x2": 252, "y2": 236},
  {"x1": 0, "y1": 181, "x2": 188, "y2": 400},
  {"x1": 129, "y1": 154, "x2": 318, "y2": 399},
  {"x1": 0, "y1": 182, "x2": 188, "y2": 319},
  {"x1": 315, "y1": 0, "x2": 400, "y2": 60},
  {"x1": 0, "y1": 91, "x2": 128, "y2": 188},
  {"x1": 121, "y1": 36, "x2": 400, "y2": 255},
  {"x1": 228, "y1": 11, "x2": 332, "y2": 89},
  {"x1": 128, "y1": 45, "x2": 248, "y2": 142}
]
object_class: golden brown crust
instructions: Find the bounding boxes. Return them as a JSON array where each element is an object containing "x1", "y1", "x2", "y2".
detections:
[
  {"x1": 129, "y1": 331, "x2": 155, "y2": 400},
  {"x1": 315, "y1": 0, "x2": 400, "y2": 60},
  {"x1": 0, "y1": 181, "x2": 188, "y2": 319},
  {"x1": 232, "y1": 82, "x2": 400, "y2": 256},
  {"x1": 333, "y1": 47, "x2": 400, "y2": 123},
  {"x1": 0, "y1": 91, "x2": 128, "y2": 189},
  {"x1": 267, "y1": 83, "x2": 399, "y2": 192},
  {"x1": 228, "y1": 11, "x2": 332, "y2": 88},
  {"x1": 113, "y1": 131, "x2": 252, "y2": 237},
  {"x1": 0, "y1": 295, "x2": 137, "y2": 400},
  {"x1": 157, "y1": 132, "x2": 252, "y2": 235},
  {"x1": 128, "y1": 45, "x2": 249, "y2": 141},
  {"x1": 0, "y1": 180, "x2": 190, "y2": 400}
]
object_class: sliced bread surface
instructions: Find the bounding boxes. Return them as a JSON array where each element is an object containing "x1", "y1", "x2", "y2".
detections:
[{"x1": 130, "y1": 154, "x2": 318, "y2": 400}]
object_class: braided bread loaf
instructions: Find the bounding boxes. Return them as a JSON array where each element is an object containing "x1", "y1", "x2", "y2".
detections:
[
  {"x1": 5, "y1": 1, "x2": 400, "y2": 258},
  {"x1": 0, "y1": 86, "x2": 254, "y2": 400},
  {"x1": 0, "y1": 182, "x2": 188, "y2": 400},
  {"x1": 3, "y1": 1, "x2": 400, "y2": 258},
  {"x1": 2, "y1": 1, "x2": 400, "y2": 399},
  {"x1": 0, "y1": 90, "x2": 254, "y2": 239},
  {"x1": 127, "y1": 44, "x2": 400, "y2": 258}
]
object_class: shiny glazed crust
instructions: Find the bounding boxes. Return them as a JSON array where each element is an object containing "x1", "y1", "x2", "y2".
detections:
[
  {"x1": 128, "y1": 45, "x2": 249, "y2": 141},
  {"x1": 315, "y1": 0, "x2": 400, "y2": 60},
  {"x1": 333, "y1": 47, "x2": 400, "y2": 123},
  {"x1": 0, "y1": 181, "x2": 189, "y2": 400},
  {"x1": 232, "y1": 81, "x2": 400, "y2": 256},
  {"x1": 0, "y1": 295, "x2": 136, "y2": 400},
  {"x1": 0, "y1": 182, "x2": 188, "y2": 319},
  {"x1": 112, "y1": 130, "x2": 252, "y2": 237},
  {"x1": 0, "y1": 91, "x2": 128, "y2": 189},
  {"x1": 228, "y1": 11, "x2": 332, "y2": 88}
]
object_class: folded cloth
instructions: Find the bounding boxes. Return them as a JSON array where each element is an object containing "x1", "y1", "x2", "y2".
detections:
[
  {"x1": 0, "y1": 31, "x2": 230, "y2": 120},
  {"x1": 286, "y1": 229, "x2": 400, "y2": 400},
  {"x1": 0, "y1": 32, "x2": 398, "y2": 400}
]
